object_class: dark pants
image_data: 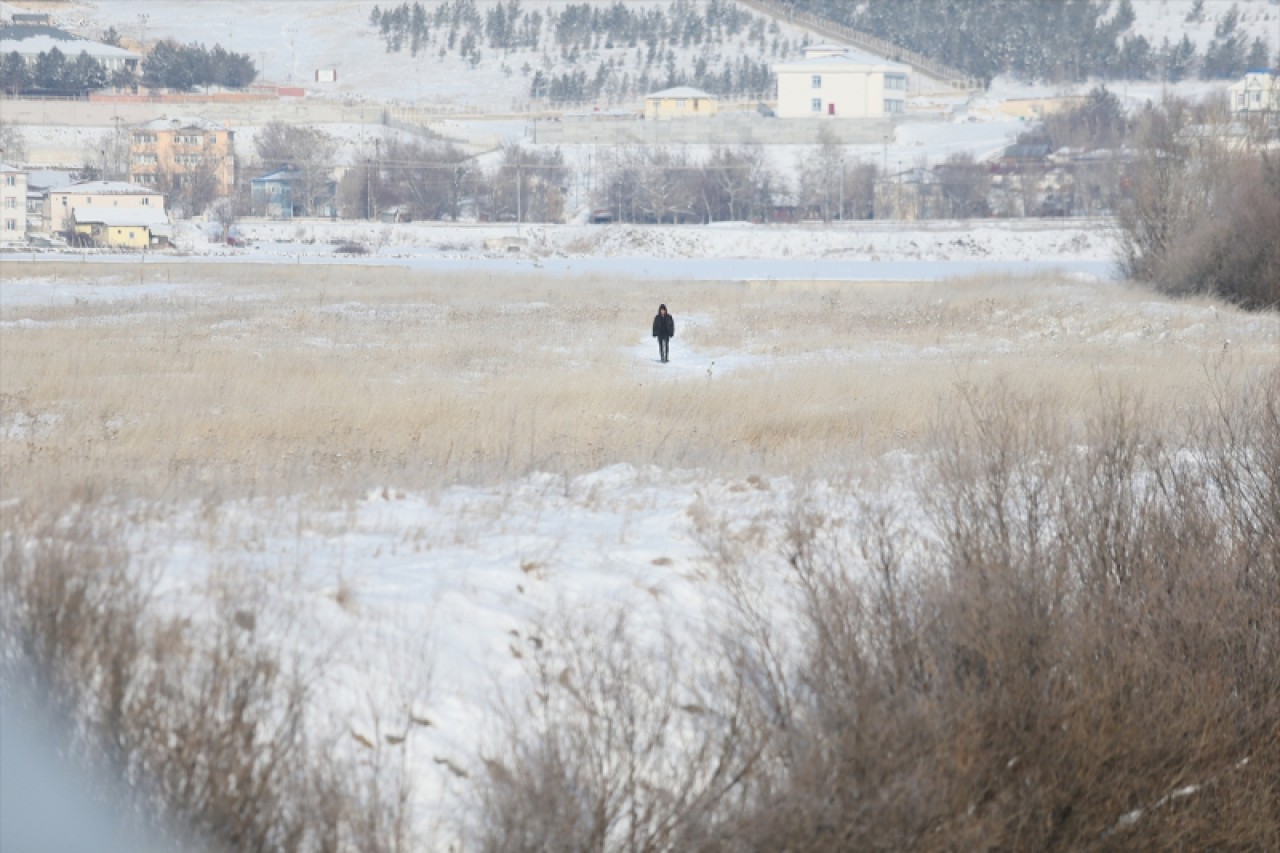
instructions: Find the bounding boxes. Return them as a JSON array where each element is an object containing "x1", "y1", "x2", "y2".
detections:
[{"x1": 657, "y1": 337, "x2": 670, "y2": 361}]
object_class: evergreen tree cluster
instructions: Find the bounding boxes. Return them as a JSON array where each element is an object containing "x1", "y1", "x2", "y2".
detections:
[
  {"x1": 369, "y1": 0, "x2": 789, "y2": 103},
  {"x1": 1, "y1": 48, "x2": 110, "y2": 96},
  {"x1": 786, "y1": 0, "x2": 1272, "y2": 83},
  {"x1": 141, "y1": 41, "x2": 257, "y2": 91}
]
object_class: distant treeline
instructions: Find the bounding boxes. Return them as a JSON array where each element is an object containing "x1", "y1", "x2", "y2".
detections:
[
  {"x1": 786, "y1": 0, "x2": 1275, "y2": 83},
  {"x1": 142, "y1": 41, "x2": 257, "y2": 91},
  {"x1": 1, "y1": 47, "x2": 117, "y2": 96},
  {"x1": 369, "y1": 0, "x2": 788, "y2": 103},
  {"x1": 1, "y1": 39, "x2": 256, "y2": 96}
]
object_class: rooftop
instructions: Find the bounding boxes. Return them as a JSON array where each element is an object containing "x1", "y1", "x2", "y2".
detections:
[
  {"x1": 61, "y1": 180, "x2": 163, "y2": 195},
  {"x1": 135, "y1": 117, "x2": 231, "y2": 133},
  {"x1": 0, "y1": 25, "x2": 140, "y2": 61},
  {"x1": 647, "y1": 86, "x2": 717, "y2": 100},
  {"x1": 773, "y1": 53, "x2": 910, "y2": 73}
]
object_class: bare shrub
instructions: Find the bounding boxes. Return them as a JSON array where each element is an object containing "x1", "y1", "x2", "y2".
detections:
[
  {"x1": 471, "y1": 610, "x2": 766, "y2": 852},
  {"x1": 716, "y1": 372, "x2": 1280, "y2": 849},
  {"x1": 1119, "y1": 100, "x2": 1280, "y2": 309},
  {"x1": 0, "y1": 500, "x2": 419, "y2": 852}
]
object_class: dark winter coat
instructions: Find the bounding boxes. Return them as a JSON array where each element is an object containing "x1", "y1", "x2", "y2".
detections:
[{"x1": 652, "y1": 313, "x2": 674, "y2": 339}]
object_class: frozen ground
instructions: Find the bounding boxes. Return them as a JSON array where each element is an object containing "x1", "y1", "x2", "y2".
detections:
[
  {"x1": 124, "y1": 464, "x2": 875, "y2": 844},
  {"x1": 8, "y1": 218, "x2": 1121, "y2": 282}
]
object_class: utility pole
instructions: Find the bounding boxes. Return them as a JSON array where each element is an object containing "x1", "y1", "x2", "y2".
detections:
[
  {"x1": 372, "y1": 138, "x2": 380, "y2": 221},
  {"x1": 366, "y1": 158, "x2": 372, "y2": 220},
  {"x1": 515, "y1": 162, "x2": 522, "y2": 234},
  {"x1": 839, "y1": 159, "x2": 845, "y2": 222}
]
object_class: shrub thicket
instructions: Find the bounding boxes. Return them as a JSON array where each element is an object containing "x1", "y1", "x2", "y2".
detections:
[
  {"x1": 475, "y1": 374, "x2": 1280, "y2": 850},
  {"x1": 1119, "y1": 100, "x2": 1280, "y2": 310},
  {"x1": 0, "y1": 504, "x2": 416, "y2": 851}
]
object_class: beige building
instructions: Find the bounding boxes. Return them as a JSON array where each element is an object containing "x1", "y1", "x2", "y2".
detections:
[
  {"x1": 129, "y1": 118, "x2": 236, "y2": 199},
  {"x1": 772, "y1": 44, "x2": 909, "y2": 119},
  {"x1": 2, "y1": 163, "x2": 27, "y2": 242},
  {"x1": 1229, "y1": 71, "x2": 1279, "y2": 119},
  {"x1": 644, "y1": 87, "x2": 719, "y2": 120},
  {"x1": 46, "y1": 180, "x2": 165, "y2": 235}
]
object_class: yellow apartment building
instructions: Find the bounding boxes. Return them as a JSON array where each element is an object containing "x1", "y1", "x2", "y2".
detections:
[{"x1": 129, "y1": 118, "x2": 236, "y2": 198}]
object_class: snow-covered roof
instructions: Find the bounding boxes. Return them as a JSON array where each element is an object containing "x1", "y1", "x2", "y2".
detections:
[
  {"x1": 60, "y1": 180, "x2": 162, "y2": 196},
  {"x1": 23, "y1": 170, "x2": 74, "y2": 190},
  {"x1": 0, "y1": 162, "x2": 22, "y2": 173},
  {"x1": 0, "y1": 25, "x2": 139, "y2": 61},
  {"x1": 134, "y1": 117, "x2": 230, "y2": 133},
  {"x1": 71, "y1": 206, "x2": 170, "y2": 227},
  {"x1": 646, "y1": 86, "x2": 717, "y2": 100},
  {"x1": 803, "y1": 43, "x2": 848, "y2": 55},
  {"x1": 252, "y1": 167, "x2": 304, "y2": 183},
  {"x1": 773, "y1": 54, "x2": 910, "y2": 74}
]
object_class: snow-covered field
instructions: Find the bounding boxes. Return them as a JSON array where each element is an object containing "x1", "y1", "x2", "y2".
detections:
[
  {"x1": 4, "y1": 246, "x2": 1278, "y2": 840},
  {"x1": 8, "y1": 218, "x2": 1121, "y2": 282},
  {"x1": 3, "y1": 0, "x2": 1278, "y2": 842}
]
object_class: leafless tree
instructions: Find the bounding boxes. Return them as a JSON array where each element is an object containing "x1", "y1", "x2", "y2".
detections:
[
  {"x1": 379, "y1": 138, "x2": 475, "y2": 220},
  {"x1": 254, "y1": 121, "x2": 339, "y2": 217},
  {"x1": 0, "y1": 119, "x2": 27, "y2": 163}
]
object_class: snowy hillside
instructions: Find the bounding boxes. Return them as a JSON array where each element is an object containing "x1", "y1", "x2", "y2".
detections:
[
  {"x1": 59, "y1": 0, "x2": 817, "y2": 107},
  {"x1": 45, "y1": 0, "x2": 1277, "y2": 111}
]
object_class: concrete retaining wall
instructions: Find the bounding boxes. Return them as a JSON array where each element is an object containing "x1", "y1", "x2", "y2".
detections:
[
  {"x1": 535, "y1": 114, "x2": 897, "y2": 145},
  {"x1": 1, "y1": 97, "x2": 393, "y2": 127}
]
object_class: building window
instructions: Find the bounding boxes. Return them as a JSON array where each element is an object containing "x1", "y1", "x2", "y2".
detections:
[
  {"x1": 812, "y1": 98, "x2": 822, "y2": 112},
  {"x1": 812, "y1": 75, "x2": 822, "y2": 89},
  {"x1": 885, "y1": 74, "x2": 906, "y2": 90},
  {"x1": 134, "y1": 154, "x2": 156, "y2": 164},
  {"x1": 4, "y1": 175, "x2": 13, "y2": 186},
  {"x1": 4, "y1": 219, "x2": 14, "y2": 231},
  {"x1": 884, "y1": 99, "x2": 905, "y2": 114},
  {"x1": 141, "y1": 197, "x2": 149, "y2": 205},
  {"x1": 4, "y1": 198, "x2": 14, "y2": 208}
]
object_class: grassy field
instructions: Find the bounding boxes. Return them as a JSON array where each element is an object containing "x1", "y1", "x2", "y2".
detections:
[{"x1": 3, "y1": 262, "x2": 1275, "y2": 507}]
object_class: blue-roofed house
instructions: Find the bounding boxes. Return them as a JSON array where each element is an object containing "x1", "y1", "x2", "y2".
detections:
[{"x1": 251, "y1": 167, "x2": 335, "y2": 219}]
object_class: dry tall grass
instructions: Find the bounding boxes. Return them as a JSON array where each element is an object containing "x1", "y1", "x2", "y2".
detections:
[
  {"x1": 0, "y1": 500, "x2": 418, "y2": 852},
  {"x1": 474, "y1": 371, "x2": 1280, "y2": 851},
  {"x1": 3, "y1": 263, "x2": 1275, "y2": 507}
]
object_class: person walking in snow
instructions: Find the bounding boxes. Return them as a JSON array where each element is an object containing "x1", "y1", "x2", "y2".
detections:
[{"x1": 652, "y1": 304, "x2": 674, "y2": 363}]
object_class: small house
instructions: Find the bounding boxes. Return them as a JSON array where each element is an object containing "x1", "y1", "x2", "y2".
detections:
[
  {"x1": 1229, "y1": 70, "x2": 1278, "y2": 116},
  {"x1": 71, "y1": 206, "x2": 171, "y2": 248},
  {"x1": 251, "y1": 167, "x2": 336, "y2": 219},
  {"x1": 644, "y1": 87, "x2": 719, "y2": 120}
]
